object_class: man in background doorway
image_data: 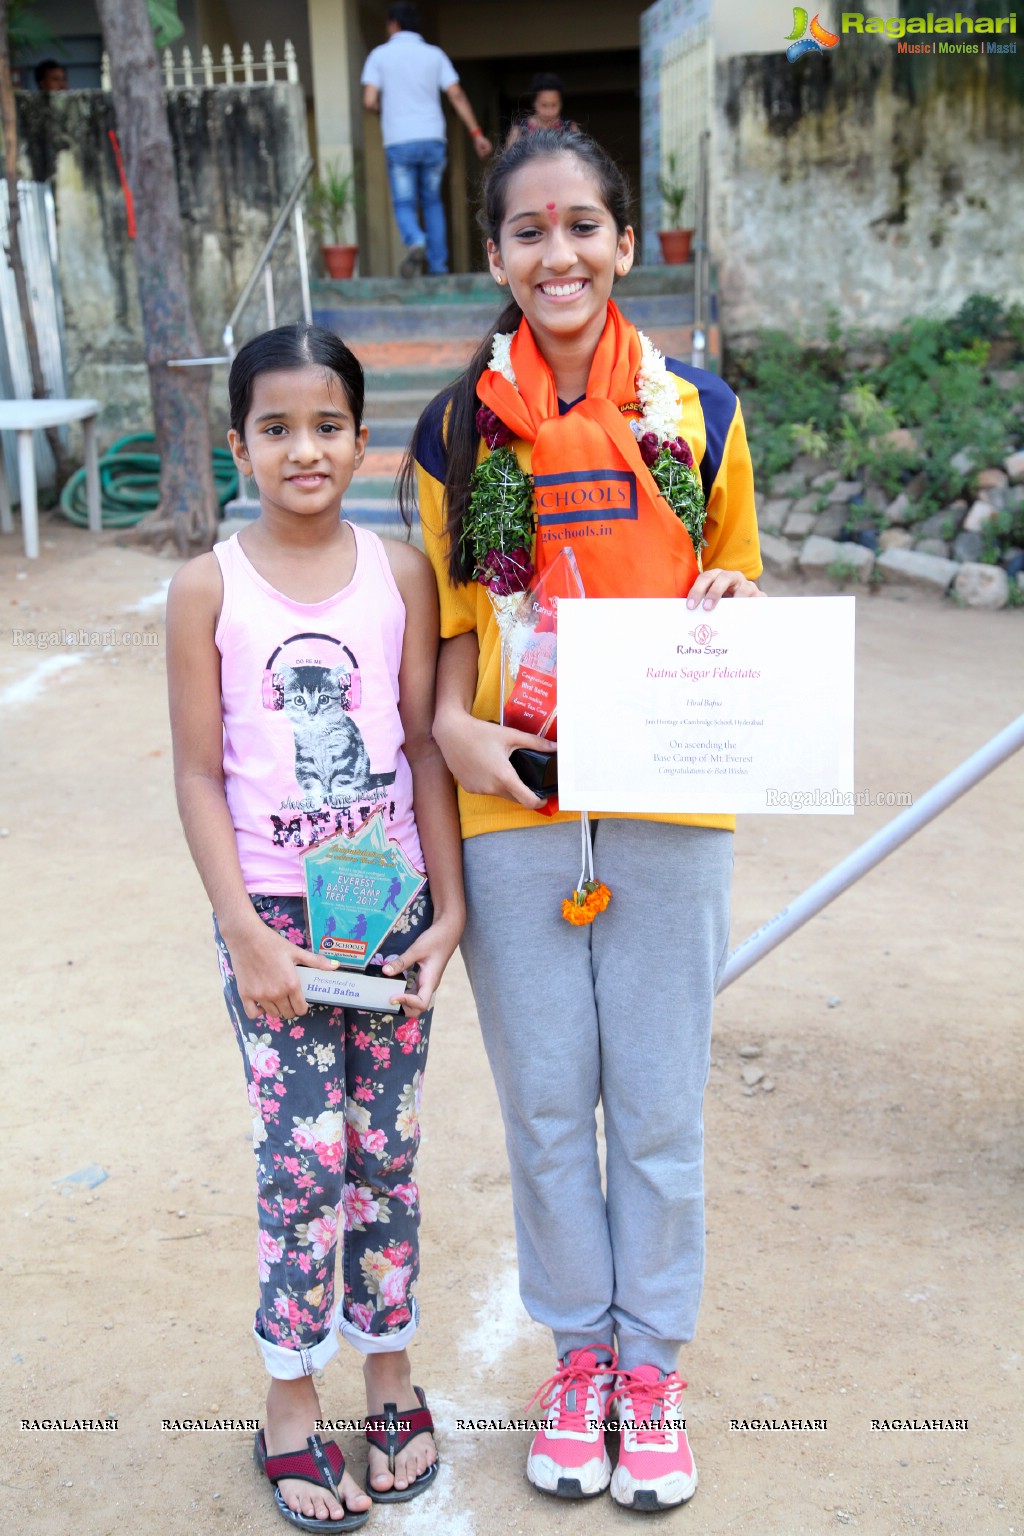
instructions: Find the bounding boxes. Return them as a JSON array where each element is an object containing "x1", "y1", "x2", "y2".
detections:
[
  {"x1": 362, "y1": 2, "x2": 492, "y2": 277},
  {"x1": 35, "y1": 60, "x2": 69, "y2": 92}
]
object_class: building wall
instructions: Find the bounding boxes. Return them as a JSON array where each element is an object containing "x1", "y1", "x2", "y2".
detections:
[
  {"x1": 711, "y1": 0, "x2": 899, "y2": 59},
  {"x1": 15, "y1": 82, "x2": 309, "y2": 440},
  {"x1": 713, "y1": 44, "x2": 1024, "y2": 340}
]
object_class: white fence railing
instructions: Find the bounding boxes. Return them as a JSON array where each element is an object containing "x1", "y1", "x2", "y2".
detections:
[{"x1": 100, "y1": 40, "x2": 299, "y2": 91}]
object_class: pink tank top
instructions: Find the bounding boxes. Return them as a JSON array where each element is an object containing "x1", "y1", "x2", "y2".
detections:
[{"x1": 213, "y1": 525, "x2": 424, "y2": 894}]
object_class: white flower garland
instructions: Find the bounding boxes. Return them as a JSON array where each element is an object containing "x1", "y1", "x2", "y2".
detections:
[
  {"x1": 487, "y1": 331, "x2": 517, "y2": 387},
  {"x1": 634, "y1": 330, "x2": 683, "y2": 441},
  {"x1": 485, "y1": 327, "x2": 681, "y2": 435}
]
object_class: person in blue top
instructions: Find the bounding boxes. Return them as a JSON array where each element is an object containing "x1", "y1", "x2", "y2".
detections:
[{"x1": 361, "y1": 2, "x2": 493, "y2": 277}]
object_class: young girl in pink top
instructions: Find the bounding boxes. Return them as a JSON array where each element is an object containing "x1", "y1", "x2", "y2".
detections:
[{"x1": 167, "y1": 323, "x2": 464, "y2": 1531}]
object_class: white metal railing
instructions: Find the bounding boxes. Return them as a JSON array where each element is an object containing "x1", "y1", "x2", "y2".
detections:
[{"x1": 100, "y1": 40, "x2": 299, "y2": 91}]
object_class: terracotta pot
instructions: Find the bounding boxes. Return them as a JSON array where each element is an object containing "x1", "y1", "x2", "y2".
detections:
[
  {"x1": 322, "y1": 244, "x2": 358, "y2": 280},
  {"x1": 658, "y1": 229, "x2": 693, "y2": 265}
]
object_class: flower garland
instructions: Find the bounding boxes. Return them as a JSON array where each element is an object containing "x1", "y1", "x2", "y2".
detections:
[
  {"x1": 464, "y1": 330, "x2": 708, "y2": 928},
  {"x1": 463, "y1": 329, "x2": 707, "y2": 598}
]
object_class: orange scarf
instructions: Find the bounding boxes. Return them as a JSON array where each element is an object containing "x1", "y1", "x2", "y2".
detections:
[{"x1": 475, "y1": 302, "x2": 699, "y2": 598}]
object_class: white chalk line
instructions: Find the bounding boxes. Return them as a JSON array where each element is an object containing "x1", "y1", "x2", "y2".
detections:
[
  {"x1": 459, "y1": 1263, "x2": 528, "y2": 1372},
  {"x1": 0, "y1": 652, "x2": 87, "y2": 706},
  {"x1": 128, "y1": 578, "x2": 172, "y2": 614}
]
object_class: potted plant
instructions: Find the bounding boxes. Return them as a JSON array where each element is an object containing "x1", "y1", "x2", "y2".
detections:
[
  {"x1": 310, "y1": 161, "x2": 359, "y2": 281},
  {"x1": 657, "y1": 153, "x2": 693, "y2": 265}
]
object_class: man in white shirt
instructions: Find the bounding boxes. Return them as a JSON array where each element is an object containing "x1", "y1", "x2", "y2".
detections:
[{"x1": 362, "y1": 2, "x2": 492, "y2": 277}]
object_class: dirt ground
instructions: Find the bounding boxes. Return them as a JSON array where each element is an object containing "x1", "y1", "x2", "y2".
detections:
[{"x1": 3, "y1": 516, "x2": 1022, "y2": 1536}]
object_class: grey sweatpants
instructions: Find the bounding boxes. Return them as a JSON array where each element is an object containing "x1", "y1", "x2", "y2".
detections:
[{"x1": 461, "y1": 817, "x2": 732, "y2": 1374}]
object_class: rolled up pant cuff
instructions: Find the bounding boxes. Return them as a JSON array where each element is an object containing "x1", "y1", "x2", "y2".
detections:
[
  {"x1": 335, "y1": 1297, "x2": 419, "y2": 1355},
  {"x1": 254, "y1": 1322, "x2": 340, "y2": 1380}
]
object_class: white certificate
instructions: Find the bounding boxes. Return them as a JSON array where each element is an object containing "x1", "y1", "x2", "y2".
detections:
[{"x1": 556, "y1": 596, "x2": 855, "y2": 814}]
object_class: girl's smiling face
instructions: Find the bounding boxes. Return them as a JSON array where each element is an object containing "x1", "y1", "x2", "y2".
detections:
[
  {"x1": 487, "y1": 154, "x2": 634, "y2": 360},
  {"x1": 227, "y1": 364, "x2": 367, "y2": 520}
]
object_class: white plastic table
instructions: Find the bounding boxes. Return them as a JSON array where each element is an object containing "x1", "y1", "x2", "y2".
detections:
[{"x1": 0, "y1": 398, "x2": 101, "y2": 559}]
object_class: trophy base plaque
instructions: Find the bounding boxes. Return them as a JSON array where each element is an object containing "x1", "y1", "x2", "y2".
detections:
[{"x1": 298, "y1": 966, "x2": 408, "y2": 1011}]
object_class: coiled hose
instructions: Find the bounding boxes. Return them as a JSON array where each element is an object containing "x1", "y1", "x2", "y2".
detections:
[{"x1": 59, "y1": 433, "x2": 238, "y2": 527}]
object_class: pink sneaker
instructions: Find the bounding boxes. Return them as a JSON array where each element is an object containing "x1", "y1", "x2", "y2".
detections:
[
  {"x1": 525, "y1": 1347, "x2": 617, "y2": 1498},
  {"x1": 609, "y1": 1366, "x2": 697, "y2": 1510}
]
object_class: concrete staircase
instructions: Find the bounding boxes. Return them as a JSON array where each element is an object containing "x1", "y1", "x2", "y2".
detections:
[{"x1": 311, "y1": 267, "x2": 719, "y2": 530}]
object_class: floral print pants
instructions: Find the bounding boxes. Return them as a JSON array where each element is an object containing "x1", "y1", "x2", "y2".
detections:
[{"x1": 214, "y1": 892, "x2": 433, "y2": 1366}]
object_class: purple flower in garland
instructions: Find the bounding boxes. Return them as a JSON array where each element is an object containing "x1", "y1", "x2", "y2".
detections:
[
  {"x1": 638, "y1": 430, "x2": 661, "y2": 467},
  {"x1": 480, "y1": 545, "x2": 534, "y2": 595},
  {"x1": 668, "y1": 436, "x2": 694, "y2": 468},
  {"x1": 475, "y1": 405, "x2": 514, "y2": 450}
]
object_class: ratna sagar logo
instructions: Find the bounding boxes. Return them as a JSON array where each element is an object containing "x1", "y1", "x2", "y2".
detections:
[{"x1": 785, "y1": 7, "x2": 840, "y2": 59}]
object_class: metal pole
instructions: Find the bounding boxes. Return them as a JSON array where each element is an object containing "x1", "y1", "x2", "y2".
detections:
[
  {"x1": 717, "y1": 714, "x2": 1024, "y2": 994},
  {"x1": 263, "y1": 265, "x2": 276, "y2": 330},
  {"x1": 294, "y1": 204, "x2": 312, "y2": 325}
]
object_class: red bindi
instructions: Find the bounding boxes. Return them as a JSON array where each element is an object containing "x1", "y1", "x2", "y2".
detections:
[{"x1": 546, "y1": 202, "x2": 557, "y2": 212}]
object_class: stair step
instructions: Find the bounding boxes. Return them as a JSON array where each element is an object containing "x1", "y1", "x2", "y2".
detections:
[
  {"x1": 354, "y1": 337, "x2": 481, "y2": 370},
  {"x1": 312, "y1": 265, "x2": 700, "y2": 305},
  {"x1": 315, "y1": 300, "x2": 503, "y2": 340},
  {"x1": 362, "y1": 416, "x2": 418, "y2": 446},
  {"x1": 362, "y1": 446, "x2": 404, "y2": 473}
]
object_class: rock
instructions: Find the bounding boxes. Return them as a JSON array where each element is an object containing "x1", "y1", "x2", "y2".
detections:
[
  {"x1": 849, "y1": 527, "x2": 879, "y2": 551},
  {"x1": 758, "y1": 498, "x2": 792, "y2": 535},
  {"x1": 977, "y1": 467, "x2": 1009, "y2": 491},
  {"x1": 758, "y1": 532, "x2": 800, "y2": 577},
  {"x1": 791, "y1": 494, "x2": 820, "y2": 517},
  {"x1": 741, "y1": 1065, "x2": 765, "y2": 1087},
  {"x1": 784, "y1": 509, "x2": 817, "y2": 538},
  {"x1": 1001, "y1": 549, "x2": 1024, "y2": 578},
  {"x1": 904, "y1": 471, "x2": 928, "y2": 500},
  {"x1": 915, "y1": 538, "x2": 951, "y2": 558},
  {"x1": 1004, "y1": 449, "x2": 1024, "y2": 484},
  {"x1": 813, "y1": 505, "x2": 848, "y2": 539},
  {"x1": 952, "y1": 529, "x2": 985, "y2": 563},
  {"x1": 771, "y1": 468, "x2": 811, "y2": 497},
  {"x1": 761, "y1": 1079, "x2": 776, "y2": 1093},
  {"x1": 949, "y1": 447, "x2": 979, "y2": 478},
  {"x1": 875, "y1": 548, "x2": 959, "y2": 592},
  {"x1": 811, "y1": 471, "x2": 836, "y2": 489},
  {"x1": 738, "y1": 1045, "x2": 762, "y2": 1058},
  {"x1": 885, "y1": 492, "x2": 913, "y2": 526},
  {"x1": 827, "y1": 996, "x2": 841, "y2": 1008},
  {"x1": 953, "y1": 562, "x2": 1009, "y2": 609},
  {"x1": 827, "y1": 479, "x2": 864, "y2": 504},
  {"x1": 879, "y1": 426, "x2": 919, "y2": 456},
  {"x1": 963, "y1": 498, "x2": 1002, "y2": 533},
  {"x1": 878, "y1": 527, "x2": 913, "y2": 551},
  {"x1": 799, "y1": 535, "x2": 874, "y2": 579},
  {"x1": 915, "y1": 509, "x2": 956, "y2": 540}
]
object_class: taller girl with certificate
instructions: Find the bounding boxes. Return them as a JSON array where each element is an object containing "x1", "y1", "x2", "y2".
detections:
[{"x1": 402, "y1": 131, "x2": 763, "y2": 1512}]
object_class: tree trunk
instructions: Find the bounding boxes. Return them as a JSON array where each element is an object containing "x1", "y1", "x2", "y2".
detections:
[
  {"x1": 0, "y1": 1, "x2": 71, "y2": 483},
  {"x1": 95, "y1": 0, "x2": 218, "y2": 552}
]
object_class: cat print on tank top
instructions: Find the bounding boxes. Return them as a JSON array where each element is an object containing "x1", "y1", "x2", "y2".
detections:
[{"x1": 279, "y1": 661, "x2": 397, "y2": 807}]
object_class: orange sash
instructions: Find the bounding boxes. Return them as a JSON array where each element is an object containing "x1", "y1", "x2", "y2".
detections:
[{"x1": 475, "y1": 302, "x2": 700, "y2": 598}]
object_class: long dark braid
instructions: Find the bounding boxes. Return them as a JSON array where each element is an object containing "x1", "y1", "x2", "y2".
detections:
[{"x1": 396, "y1": 130, "x2": 632, "y2": 585}]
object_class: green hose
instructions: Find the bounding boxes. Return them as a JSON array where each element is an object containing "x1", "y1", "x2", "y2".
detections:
[{"x1": 58, "y1": 433, "x2": 238, "y2": 527}]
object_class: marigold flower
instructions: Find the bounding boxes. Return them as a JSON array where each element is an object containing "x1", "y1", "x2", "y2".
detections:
[{"x1": 561, "y1": 881, "x2": 612, "y2": 925}]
